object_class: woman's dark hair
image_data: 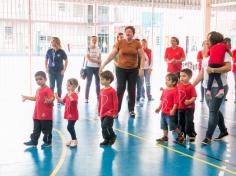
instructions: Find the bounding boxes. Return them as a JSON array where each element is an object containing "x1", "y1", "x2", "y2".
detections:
[
  {"x1": 100, "y1": 70, "x2": 114, "y2": 83},
  {"x1": 35, "y1": 71, "x2": 47, "y2": 79},
  {"x1": 166, "y1": 73, "x2": 178, "y2": 86},
  {"x1": 208, "y1": 31, "x2": 224, "y2": 46},
  {"x1": 171, "y1": 36, "x2": 179, "y2": 45},
  {"x1": 125, "y1": 26, "x2": 135, "y2": 35}
]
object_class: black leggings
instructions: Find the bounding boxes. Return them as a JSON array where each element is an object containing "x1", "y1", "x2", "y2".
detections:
[{"x1": 67, "y1": 120, "x2": 77, "y2": 140}]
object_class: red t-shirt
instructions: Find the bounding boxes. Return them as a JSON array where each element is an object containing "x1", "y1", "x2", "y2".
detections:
[
  {"x1": 33, "y1": 86, "x2": 54, "y2": 120},
  {"x1": 98, "y1": 87, "x2": 118, "y2": 118},
  {"x1": 160, "y1": 88, "x2": 178, "y2": 116},
  {"x1": 177, "y1": 83, "x2": 197, "y2": 109},
  {"x1": 143, "y1": 48, "x2": 152, "y2": 65},
  {"x1": 63, "y1": 92, "x2": 79, "y2": 120},
  {"x1": 164, "y1": 46, "x2": 186, "y2": 73},
  {"x1": 208, "y1": 43, "x2": 230, "y2": 65},
  {"x1": 232, "y1": 49, "x2": 236, "y2": 73},
  {"x1": 197, "y1": 50, "x2": 203, "y2": 71}
]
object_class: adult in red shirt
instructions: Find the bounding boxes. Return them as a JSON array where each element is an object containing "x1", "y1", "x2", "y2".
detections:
[
  {"x1": 232, "y1": 49, "x2": 236, "y2": 103},
  {"x1": 98, "y1": 71, "x2": 118, "y2": 146},
  {"x1": 164, "y1": 37, "x2": 186, "y2": 77},
  {"x1": 22, "y1": 71, "x2": 54, "y2": 148}
]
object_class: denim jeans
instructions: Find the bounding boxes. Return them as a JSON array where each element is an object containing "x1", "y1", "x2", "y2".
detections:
[
  {"x1": 48, "y1": 70, "x2": 64, "y2": 97},
  {"x1": 136, "y1": 76, "x2": 144, "y2": 101},
  {"x1": 142, "y1": 69, "x2": 152, "y2": 99},
  {"x1": 116, "y1": 67, "x2": 138, "y2": 112},
  {"x1": 85, "y1": 66, "x2": 100, "y2": 100},
  {"x1": 205, "y1": 86, "x2": 228, "y2": 139}
]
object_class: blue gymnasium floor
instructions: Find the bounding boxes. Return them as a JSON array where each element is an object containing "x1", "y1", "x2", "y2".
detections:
[{"x1": 0, "y1": 56, "x2": 236, "y2": 176}]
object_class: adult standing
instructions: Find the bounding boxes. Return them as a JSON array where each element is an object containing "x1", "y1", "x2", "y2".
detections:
[
  {"x1": 100, "y1": 26, "x2": 145, "y2": 118},
  {"x1": 113, "y1": 32, "x2": 124, "y2": 67},
  {"x1": 164, "y1": 37, "x2": 186, "y2": 77},
  {"x1": 45, "y1": 37, "x2": 68, "y2": 99},
  {"x1": 193, "y1": 32, "x2": 230, "y2": 145},
  {"x1": 196, "y1": 41, "x2": 209, "y2": 102},
  {"x1": 85, "y1": 36, "x2": 101, "y2": 103}
]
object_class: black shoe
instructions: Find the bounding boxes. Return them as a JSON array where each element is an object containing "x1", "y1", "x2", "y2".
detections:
[
  {"x1": 41, "y1": 143, "x2": 52, "y2": 148},
  {"x1": 201, "y1": 138, "x2": 211, "y2": 145},
  {"x1": 129, "y1": 111, "x2": 136, "y2": 118},
  {"x1": 156, "y1": 136, "x2": 168, "y2": 143},
  {"x1": 100, "y1": 140, "x2": 110, "y2": 146},
  {"x1": 214, "y1": 131, "x2": 229, "y2": 140},
  {"x1": 109, "y1": 135, "x2": 117, "y2": 145},
  {"x1": 189, "y1": 136, "x2": 195, "y2": 142},
  {"x1": 24, "y1": 140, "x2": 37, "y2": 147}
]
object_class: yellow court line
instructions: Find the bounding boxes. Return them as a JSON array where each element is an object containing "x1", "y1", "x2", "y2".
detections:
[
  {"x1": 114, "y1": 128, "x2": 236, "y2": 175},
  {"x1": 50, "y1": 128, "x2": 67, "y2": 176}
]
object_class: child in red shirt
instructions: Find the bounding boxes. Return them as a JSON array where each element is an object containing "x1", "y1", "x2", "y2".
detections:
[
  {"x1": 98, "y1": 71, "x2": 118, "y2": 146},
  {"x1": 22, "y1": 71, "x2": 54, "y2": 148},
  {"x1": 206, "y1": 33, "x2": 231, "y2": 99},
  {"x1": 155, "y1": 73, "x2": 184, "y2": 143},
  {"x1": 177, "y1": 68, "x2": 197, "y2": 142},
  {"x1": 55, "y1": 78, "x2": 79, "y2": 148}
]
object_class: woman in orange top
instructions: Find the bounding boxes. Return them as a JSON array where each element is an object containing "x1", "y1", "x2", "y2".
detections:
[{"x1": 100, "y1": 26, "x2": 145, "y2": 118}]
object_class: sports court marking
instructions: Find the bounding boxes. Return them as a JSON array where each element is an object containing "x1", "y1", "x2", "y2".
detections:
[
  {"x1": 50, "y1": 128, "x2": 67, "y2": 176},
  {"x1": 114, "y1": 128, "x2": 236, "y2": 175}
]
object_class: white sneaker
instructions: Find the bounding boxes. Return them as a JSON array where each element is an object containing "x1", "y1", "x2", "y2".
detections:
[
  {"x1": 66, "y1": 140, "x2": 72, "y2": 147},
  {"x1": 70, "y1": 140, "x2": 78, "y2": 148}
]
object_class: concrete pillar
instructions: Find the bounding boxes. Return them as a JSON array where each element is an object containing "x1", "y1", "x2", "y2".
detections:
[{"x1": 202, "y1": 0, "x2": 211, "y2": 38}]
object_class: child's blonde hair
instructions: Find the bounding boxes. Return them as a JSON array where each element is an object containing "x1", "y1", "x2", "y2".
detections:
[{"x1": 67, "y1": 78, "x2": 80, "y2": 92}]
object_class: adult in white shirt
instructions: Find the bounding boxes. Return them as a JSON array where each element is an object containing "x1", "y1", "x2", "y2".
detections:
[
  {"x1": 193, "y1": 32, "x2": 230, "y2": 145},
  {"x1": 85, "y1": 36, "x2": 101, "y2": 103}
]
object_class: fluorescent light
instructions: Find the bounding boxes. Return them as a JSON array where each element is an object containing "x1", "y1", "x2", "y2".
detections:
[{"x1": 212, "y1": 1, "x2": 236, "y2": 7}]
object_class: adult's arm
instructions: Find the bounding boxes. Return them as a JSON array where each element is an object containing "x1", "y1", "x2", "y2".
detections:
[
  {"x1": 100, "y1": 48, "x2": 118, "y2": 72},
  {"x1": 192, "y1": 68, "x2": 204, "y2": 87},
  {"x1": 138, "y1": 48, "x2": 145, "y2": 77},
  {"x1": 207, "y1": 62, "x2": 231, "y2": 74},
  {"x1": 45, "y1": 58, "x2": 49, "y2": 73}
]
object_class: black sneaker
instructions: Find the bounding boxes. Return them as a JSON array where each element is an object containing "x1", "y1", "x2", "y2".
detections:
[
  {"x1": 201, "y1": 138, "x2": 211, "y2": 145},
  {"x1": 109, "y1": 135, "x2": 117, "y2": 145},
  {"x1": 214, "y1": 131, "x2": 229, "y2": 140},
  {"x1": 129, "y1": 111, "x2": 136, "y2": 118},
  {"x1": 41, "y1": 143, "x2": 52, "y2": 148},
  {"x1": 156, "y1": 136, "x2": 168, "y2": 143},
  {"x1": 24, "y1": 140, "x2": 37, "y2": 147},
  {"x1": 176, "y1": 132, "x2": 185, "y2": 143},
  {"x1": 100, "y1": 140, "x2": 110, "y2": 146},
  {"x1": 189, "y1": 136, "x2": 195, "y2": 143}
]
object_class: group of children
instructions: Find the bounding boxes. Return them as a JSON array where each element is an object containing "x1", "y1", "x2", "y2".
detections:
[
  {"x1": 22, "y1": 70, "x2": 117, "y2": 148},
  {"x1": 22, "y1": 31, "x2": 231, "y2": 148},
  {"x1": 155, "y1": 69, "x2": 197, "y2": 143}
]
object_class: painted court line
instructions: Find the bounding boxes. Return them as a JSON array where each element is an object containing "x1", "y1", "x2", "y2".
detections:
[
  {"x1": 50, "y1": 128, "x2": 67, "y2": 176},
  {"x1": 114, "y1": 128, "x2": 236, "y2": 175}
]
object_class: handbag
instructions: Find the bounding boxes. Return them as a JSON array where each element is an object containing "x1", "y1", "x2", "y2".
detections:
[{"x1": 80, "y1": 56, "x2": 87, "y2": 80}]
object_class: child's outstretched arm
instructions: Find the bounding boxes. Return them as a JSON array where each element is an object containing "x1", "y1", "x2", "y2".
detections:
[
  {"x1": 54, "y1": 93, "x2": 63, "y2": 103},
  {"x1": 21, "y1": 95, "x2": 36, "y2": 102}
]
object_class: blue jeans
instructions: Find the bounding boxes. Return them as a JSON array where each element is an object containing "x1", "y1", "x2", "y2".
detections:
[
  {"x1": 85, "y1": 66, "x2": 100, "y2": 100},
  {"x1": 136, "y1": 76, "x2": 144, "y2": 101},
  {"x1": 48, "y1": 70, "x2": 64, "y2": 97},
  {"x1": 142, "y1": 69, "x2": 152, "y2": 99},
  {"x1": 160, "y1": 112, "x2": 177, "y2": 131},
  {"x1": 205, "y1": 86, "x2": 228, "y2": 139}
]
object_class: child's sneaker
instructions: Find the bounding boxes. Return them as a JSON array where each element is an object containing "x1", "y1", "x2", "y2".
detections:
[
  {"x1": 156, "y1": 136, "x2": 168, "y2": 143},
  {"x1": 66, "y1": 140, "x2": 72, "y2": 147},
  {"x1": 70, "y1": 140, "x2": 78, "y2": 148},
  {"x1": 176, "y1": 132, "x2": 185, "y2": 143},
  {"x1": 109, "y1": 135, "x2": 117, "y2": 145},
  {"x1": 215, "y1": 89, "x2": 224, "y2": 98},
  {"x1": 100, "y1": 140, "x2": 110, "y2": 146},
  {"x1": 24, "y1": 140, "x2": 37, "y2": 147},
  {"x1": 206, "y1": 90, "x2": 212, "y2": 100},
  {"x1": 41, "y1": 143, "x2": 52, "y2": 148}
]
